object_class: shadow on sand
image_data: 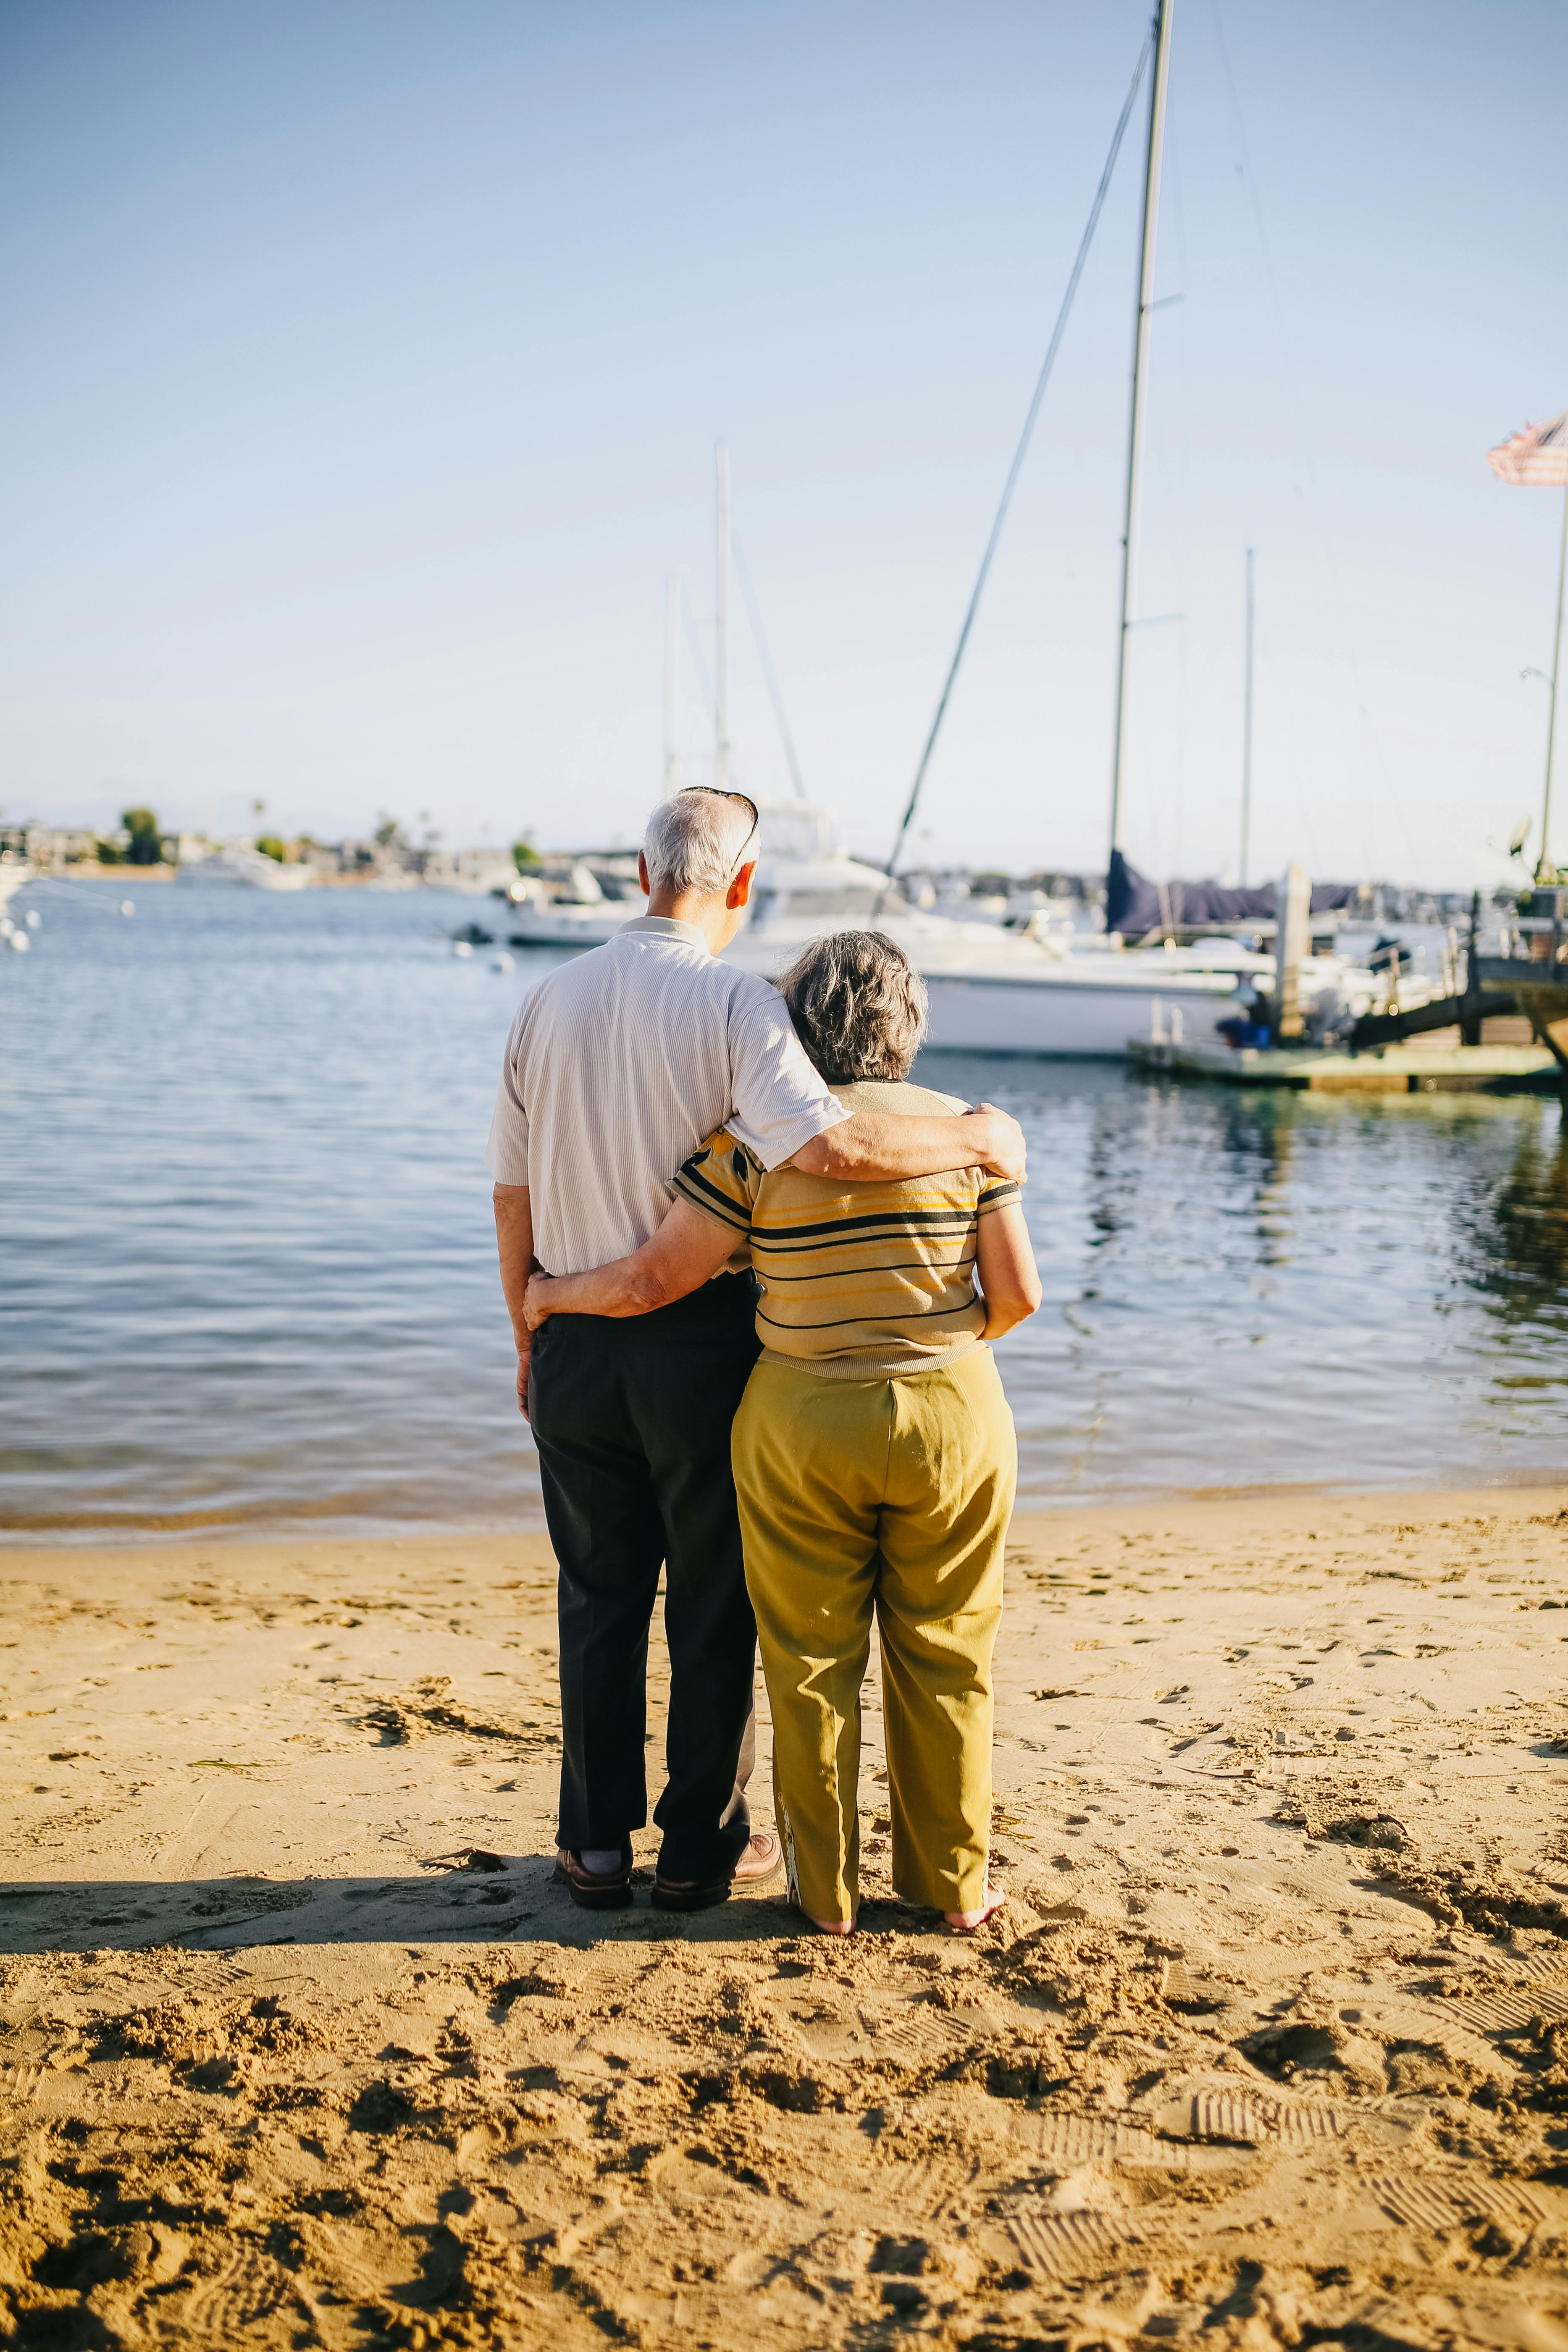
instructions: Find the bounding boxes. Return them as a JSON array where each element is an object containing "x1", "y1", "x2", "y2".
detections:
[{"x1": 0, "y1": 1857, "x2": 948, "y2": 1956}]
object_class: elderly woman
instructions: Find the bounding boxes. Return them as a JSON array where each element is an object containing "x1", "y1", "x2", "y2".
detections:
[{"x1": 525, "y1": 931, "x2": 1040, "y2": 1934}]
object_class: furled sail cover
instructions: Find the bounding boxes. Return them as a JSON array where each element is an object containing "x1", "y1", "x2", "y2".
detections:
[
  {"x1": 1104, "y1": 852, "x2": 1358, "y2": 938},
  {"x1": 1487, "y1": 411, "x2": 1568, "y2": 486}
]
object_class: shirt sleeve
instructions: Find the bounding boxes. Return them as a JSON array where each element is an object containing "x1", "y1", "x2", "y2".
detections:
[
  {"x1": 672, "y1": 1127, "x2": 762, "y2": 1236},
  {"x1": 725, "y1": 986, "x2": 849, "y2": 1171},
  {"x1": 483, "y1": 1011, "x2": 531, "y2": 1185},
  {"x1": 977, "y1": 1178, "x2": 1021, "y2": 1216}
]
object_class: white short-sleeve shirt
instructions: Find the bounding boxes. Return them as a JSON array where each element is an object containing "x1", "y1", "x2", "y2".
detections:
[{"x1": 484, "y1": 916, "x2": 848, "y2": 1276}]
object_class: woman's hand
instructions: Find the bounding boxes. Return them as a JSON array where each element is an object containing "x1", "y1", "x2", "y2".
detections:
[{"x1": 519, "y1": 1202, "x2": 739, "y2": 1327}]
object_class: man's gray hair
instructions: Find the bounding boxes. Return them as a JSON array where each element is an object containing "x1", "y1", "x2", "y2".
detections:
[
  {"x1": 643, "y1": 790, "x2": 755, "y2": 898},
  {"x1": 776, "y1": 930, "x2": 928, "y2": 1084}
]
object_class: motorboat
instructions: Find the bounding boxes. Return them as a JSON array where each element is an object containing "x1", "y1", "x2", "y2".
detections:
[
  {"x1": 0, "y1": 853, "x2": 34, "y2": 909},
  {"x1": 501, "y1": 861, "x2": 640, "y2": 945},
  {"x1": 175, "y1": 847, "x2": 317, "y2": 890}
]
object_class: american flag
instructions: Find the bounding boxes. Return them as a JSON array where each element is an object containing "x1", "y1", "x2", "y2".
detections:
[{"x1": 1488, "y1": 410, "x2": 1568, "y2": 486}]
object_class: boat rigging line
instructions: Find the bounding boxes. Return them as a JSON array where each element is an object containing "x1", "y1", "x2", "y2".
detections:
[
  {"x1": 679, "y1": 577, "x2": 720, "y2": 729},
  {"x1": 678, "y1": 569, "x2": 754, "y2": 798},
  {"x1": 1107, "y1": 0, "x2": 1174, "y2": 867},
  {"x1": 878, "y1": 24, "x2": 1154, "y2": 898},
  {"x1": 733, "y1": 532, "x2": 810, "y2": 805}
]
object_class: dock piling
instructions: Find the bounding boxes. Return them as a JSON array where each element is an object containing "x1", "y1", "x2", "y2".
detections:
[
  {"x1": 1274, "y1": 861, "x2": 1310, "y2": 1040},
  {"x1": 1460, "y1": 889, "x2": 1484, "y2": 1047}
]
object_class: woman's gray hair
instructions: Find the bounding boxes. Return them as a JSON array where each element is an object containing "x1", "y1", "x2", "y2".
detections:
[
  {"x1": 777, "y1": 930, "x2": 928, "y2": 1084},
  {"x1": 643, "y1": 790, "x2": 755, "y2": 897}
]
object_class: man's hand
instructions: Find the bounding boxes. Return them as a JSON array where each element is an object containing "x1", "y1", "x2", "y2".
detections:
[
  {"x1": 964, "y1": 1103, "x2": 1027, "y2": 1186},
  {"x1": 494, "y1": 1186, "x2": 536, "y2": 1423},
  {"x1": 523, "y1": 1272, "x2": 555, "y2": 1330}
]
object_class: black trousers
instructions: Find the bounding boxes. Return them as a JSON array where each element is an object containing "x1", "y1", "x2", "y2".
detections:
[{"x1": 528, "y1": 1272, "x2": 761, "y2": 1883}]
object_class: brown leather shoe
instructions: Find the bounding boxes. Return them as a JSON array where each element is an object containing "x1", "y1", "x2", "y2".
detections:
[
  {"x1": 651, "y1": 1830, "x2": 783, "y2": 1913},
  {"x1": 732, "y1": 1830, "x2": 783, "y2": 1885},
  {"x1": 552, "y1": 1845, "x2": 633, "y2": 1911}
]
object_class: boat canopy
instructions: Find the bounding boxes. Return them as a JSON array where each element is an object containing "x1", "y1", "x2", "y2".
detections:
[{"x1": 1106, "y1": 851, "x2": 1358, "y2": 939}]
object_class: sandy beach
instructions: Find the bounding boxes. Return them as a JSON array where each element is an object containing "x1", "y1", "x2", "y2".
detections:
[{"x1": 4, "y1": 1483, "x2": 1568, "y2": 2349}]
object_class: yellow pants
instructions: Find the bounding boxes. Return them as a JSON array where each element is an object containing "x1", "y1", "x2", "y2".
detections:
[{"x1": 731, "y1": 1346, "x2": 1015, "y2": 1924}]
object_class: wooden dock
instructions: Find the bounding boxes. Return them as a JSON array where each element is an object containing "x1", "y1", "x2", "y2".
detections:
[{"x1": 1127, "y1": 1038, "x2": 1563, "y2": 1093}]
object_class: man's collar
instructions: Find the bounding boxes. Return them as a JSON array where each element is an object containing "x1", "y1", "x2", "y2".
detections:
[{"x1": 620, "y1": 914, "x2": 710, "y2": 951}]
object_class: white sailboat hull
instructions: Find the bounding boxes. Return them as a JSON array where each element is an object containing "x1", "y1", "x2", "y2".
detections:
[
  {"x1": 725, "y1": 916, "x2": 1241, "y2": 1057},
  {"x1": 918, "y1": 963, "x2": 1235, "y2": 1055}
]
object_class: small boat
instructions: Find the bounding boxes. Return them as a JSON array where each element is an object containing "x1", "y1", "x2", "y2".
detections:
[
  {"x1": 175, "y1": 848, "x2": 316, "y2": 890},
  {"x1": 503, "y1": 862, "x2": 640, "y2": 947},
  {"x1": 0, "y1": 853, "x2": 34, "y2": 910}
]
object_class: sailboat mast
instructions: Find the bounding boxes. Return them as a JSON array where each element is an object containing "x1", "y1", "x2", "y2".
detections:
[
  {"x1": 1539, "y1": 481, "x2": 1568, "y2": 881},
  {"x1": 715, "y1": 440, "x2": 732, "y2": 793},
  {"x1": 1106, "y1": 0, "x2": 1174, "y2": 866},
  {"x1": 1241, "y1": 546, "x2": 1255, "y2": 885},
  {"x1": 663, "y1": 572, "x2": 681, "y2": 797}
]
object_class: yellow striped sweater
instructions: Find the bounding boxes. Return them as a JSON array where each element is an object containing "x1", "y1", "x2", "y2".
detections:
[{"x1": 672, "y1": 1078, "x2": 1021, "y2": 1378}]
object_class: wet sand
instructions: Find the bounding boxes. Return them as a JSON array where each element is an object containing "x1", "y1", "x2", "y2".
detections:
[{"x1": 4, "y1": 1485, "x2": 1568, "y2": 2349}]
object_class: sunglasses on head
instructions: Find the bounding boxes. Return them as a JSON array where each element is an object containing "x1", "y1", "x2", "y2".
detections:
[{"x1": 678, "y1": 785, "x2": 759, "y2": 877}]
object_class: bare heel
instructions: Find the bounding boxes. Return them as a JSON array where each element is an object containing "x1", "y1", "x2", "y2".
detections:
[
  {"x1": 945, "y1": 1884, "x2": 1006, "y2": 1933},
  {"x1": 791, "y1": 1900, "x2": 854, "y2": 1937}
]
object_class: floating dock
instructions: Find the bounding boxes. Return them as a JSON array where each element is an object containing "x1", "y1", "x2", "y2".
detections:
[{"x1": 1127, "y1": 1039, "x2": 1563, "y2": 1093}]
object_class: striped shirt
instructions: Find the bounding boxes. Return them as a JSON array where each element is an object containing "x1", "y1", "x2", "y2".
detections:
[{"x1": 672, "y1": 1078, "x2": 1021, "y2": 1378}]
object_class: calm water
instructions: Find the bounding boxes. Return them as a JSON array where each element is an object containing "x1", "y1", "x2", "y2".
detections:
[{"x1": 3, "y1": 881, "x2": 1566, "y2": 1541}]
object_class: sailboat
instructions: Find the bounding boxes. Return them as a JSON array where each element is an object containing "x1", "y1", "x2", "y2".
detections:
[
  {"x1": 513, "y1": 8, "x2": 1392, "y2": 1049},
  {"x1": 722, "y1": 0, "x2": 1348, "y2": 1050},
  {"x1": 725, "y1": 0, "x2": 1403, "y2": 1051}
]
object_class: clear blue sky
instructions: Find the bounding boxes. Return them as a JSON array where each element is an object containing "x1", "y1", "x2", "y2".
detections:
[{"x1": 2, "y1": 0, "x2": 1564, "y2": 883}]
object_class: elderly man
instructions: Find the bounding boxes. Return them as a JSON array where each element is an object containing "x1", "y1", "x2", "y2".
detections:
[{"x1": 489, "y1": 788, "x2": 1025, "y2": 1914}]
